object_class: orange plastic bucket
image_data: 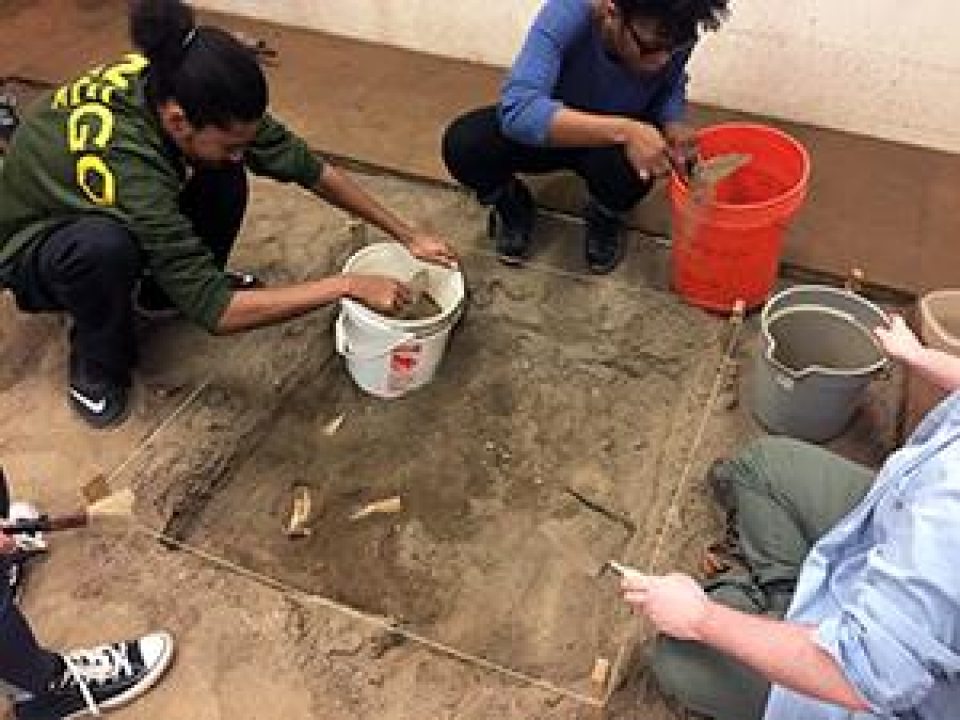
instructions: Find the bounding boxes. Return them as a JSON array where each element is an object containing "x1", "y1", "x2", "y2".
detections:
[{"x1": 669, "y1": 123, "x2": 811, "y2": 312}]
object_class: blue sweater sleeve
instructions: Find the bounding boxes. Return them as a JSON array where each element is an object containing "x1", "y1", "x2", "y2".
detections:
[
  {"x1": 498, "y1": 0, "x2": 591, "y2": 146},
  {"x1": 650, "y1": 49, "x2": 691, "y2": 125}
]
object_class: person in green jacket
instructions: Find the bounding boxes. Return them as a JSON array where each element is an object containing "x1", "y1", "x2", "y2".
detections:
[{"x1": 0, "y1": 0, "x2": 457, "y2": 429}]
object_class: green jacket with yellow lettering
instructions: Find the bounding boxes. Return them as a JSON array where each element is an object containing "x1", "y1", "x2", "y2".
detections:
[{"x1": 0, "y1": 53, "x2": 322, "y2": 331}]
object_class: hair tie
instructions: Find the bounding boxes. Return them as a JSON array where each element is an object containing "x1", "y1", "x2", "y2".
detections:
[{"x1": 182, "y1": 27, "x2": 198, "y2": 49}]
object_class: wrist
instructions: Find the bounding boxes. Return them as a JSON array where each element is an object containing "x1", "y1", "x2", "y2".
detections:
[
  {"x1": 903, "y1": 344, "x2": 931, "y2": 369},
  {"x1": 610, "y1": 117, "x2": 635, "y2": 145},
  {"x1": 336, "y1": 274, "x2": 357, "y2": 300},
  {"x1": 691, "y1": 597, "x2": 721, "y2": 643},
  {"x1": 663, "y1": 121, "x2": 687, "y2": 137}
]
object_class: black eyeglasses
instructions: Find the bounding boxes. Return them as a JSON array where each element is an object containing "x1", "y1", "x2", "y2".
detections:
[{"x1": 623, "y1": 21, "x2": 696, "y2": 57}]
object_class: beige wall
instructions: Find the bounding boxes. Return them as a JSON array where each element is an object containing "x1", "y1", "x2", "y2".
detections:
[{"x1": 197, "y1": 0, "x2": 960, "y2": 154}]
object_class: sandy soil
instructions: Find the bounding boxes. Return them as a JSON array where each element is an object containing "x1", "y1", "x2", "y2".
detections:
[{"x1": 2, "y1": 170, "x2": 904, "y2": 719}]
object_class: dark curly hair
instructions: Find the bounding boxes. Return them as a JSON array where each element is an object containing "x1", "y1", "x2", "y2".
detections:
[{"x1": 613, "y1": 0, "x2": 731, "y2": 45}]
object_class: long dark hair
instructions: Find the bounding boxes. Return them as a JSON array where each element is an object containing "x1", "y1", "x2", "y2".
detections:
[{"x1": 130, "y1": 0, "x2": 267, "y2": 129}]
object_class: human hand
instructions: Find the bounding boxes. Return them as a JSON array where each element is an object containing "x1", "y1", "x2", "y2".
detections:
[
  {"x1": 663, "y1": 122, "x2": 700, "y2": 179},
  {"x1": 344, "y1": 274, "x2": 413, "y2": 314},
  {"x1": 874, "y1": 314, "x2": 924, "y2": 365},
  {"x1": 623, "y1": 122, "x2": 670, "y2": 179},
  {"x1": 405, "y1": 232, "x2": 459, "y2": 268},
  {"x1": 621, "y1": 572, "x2": 711, "y2": 641}
]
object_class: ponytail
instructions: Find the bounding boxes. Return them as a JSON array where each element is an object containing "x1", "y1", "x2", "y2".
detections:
[{"x1": 129, "y1": 0, "x2": 267, "y2": 129}]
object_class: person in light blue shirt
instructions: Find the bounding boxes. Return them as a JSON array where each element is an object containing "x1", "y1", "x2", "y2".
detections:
[
  {"x1": 441, "y1": 0, "x2": 729, "y2": 273},
  {"x1": 621, "y1": 314, "x2": 960, "y2": 719}
]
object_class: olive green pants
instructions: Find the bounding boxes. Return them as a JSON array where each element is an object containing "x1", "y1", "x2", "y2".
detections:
[{"x1": 651, "y1": 437, "x2": 875, "y2": 720}]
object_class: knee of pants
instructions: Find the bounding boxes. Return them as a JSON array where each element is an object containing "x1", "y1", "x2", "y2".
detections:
[
  {"x1": 181, "y1": 165, "x2": 248, "y2": 239},
  {"x1": 441, "y1": 115, "x2": 475, "y2": 183},
  {"x1": 577, "y1": 145, "x2": 653, "y2": 212},
  {"x1": 184, "y1": 164, "x2": 248, "y2": 210},
  {"x1": 651, "y1": 635, "x2": 711, "y2": 705},
  {"x1": 732, "y1": 436, "x2": 816, "y2": 488},
  {"x1": 45, "y1": 217, "x2": 141, "y2": 285},
  {"x1": 651, "y1": 634, "x2": 769, "y2": 720},
  {"x1": 441, "y1": 108, "x2": 500, "y2": 187},
  {"x1": 741, "y1": 436, "x2": 810, "y2": 460}
]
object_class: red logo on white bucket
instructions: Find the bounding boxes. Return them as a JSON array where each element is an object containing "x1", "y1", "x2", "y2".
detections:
[{"x1": 388, "y1": 343, "x2": 423, "y2": 392}]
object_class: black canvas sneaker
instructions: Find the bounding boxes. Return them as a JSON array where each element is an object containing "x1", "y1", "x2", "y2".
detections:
[{"x1": 15, "y1": 632, "x2": 174, "y2": 720}]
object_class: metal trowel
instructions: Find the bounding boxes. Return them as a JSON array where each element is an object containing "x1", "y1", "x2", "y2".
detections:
[
  {"x1": 690, "y1": 153, "x2": 753, "y2": 187},
  {"x1": 393, "y1": 270, "x2": 442, "y2": 320}
]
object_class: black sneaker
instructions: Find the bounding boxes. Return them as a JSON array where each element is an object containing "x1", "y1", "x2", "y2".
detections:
[
  {"x1": 486, "y1": 178, "x2": 535, "y2": 265},
  {"x1": 15, "y1": 632, "x2": 174, "y2": 720},
  {"x1": 0, "y1": 92, "x2": 19, "y2": 146},
  {"x1": 68, "y1": 362, "x2": 130, "y2": 430},
  {"x1": 584, "y1": 198, "x2": 626, "y2": 274}
]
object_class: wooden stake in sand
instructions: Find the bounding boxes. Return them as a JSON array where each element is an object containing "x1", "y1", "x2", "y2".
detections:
[
  {"x1": 321, "y1": 414, "x2": 345, "y2": 437},
  {"x1": 590, "y1": 657, "x2": 611, "y2": 688},
  {"x1": 285, "y1": 486, "x2": 314, "y2": 538}
]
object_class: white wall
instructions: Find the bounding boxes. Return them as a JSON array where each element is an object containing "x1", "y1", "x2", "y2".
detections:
[{"x1": 197, "y1": 0, "x2": 960, "y2": 154}]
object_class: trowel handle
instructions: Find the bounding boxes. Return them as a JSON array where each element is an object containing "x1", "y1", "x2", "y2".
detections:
[
  {"x1": 603, "y1": 560, "x2": 641, "y2": 578},
  {"x1": 2, "y1": 513, "x2": 89, "y2": 535}
]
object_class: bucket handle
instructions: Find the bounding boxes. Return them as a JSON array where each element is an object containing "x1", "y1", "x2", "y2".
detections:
[
  {"x1": 335, "y1": 313, "x2": 417, "y2": 361},
  {"x1": 763, "y1": 304, "x2": 888, "y2": 380}
]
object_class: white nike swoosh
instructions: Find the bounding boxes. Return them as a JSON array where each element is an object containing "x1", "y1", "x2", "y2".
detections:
[{"x1": 70, "y1": 388, "x2": 107, "y2": 415}]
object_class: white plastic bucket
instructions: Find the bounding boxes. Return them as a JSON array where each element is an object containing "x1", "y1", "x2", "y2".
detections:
[{"x1": 336, "y1": 243, "x2": 465, "y2": 398}]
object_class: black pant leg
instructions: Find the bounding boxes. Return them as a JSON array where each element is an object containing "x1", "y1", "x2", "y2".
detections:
[
  {"x1": 0, "y1": 576, "x2": 62, "y2": 695},
  {"x1": 571, "y1": 144, "x2": 654, "y2": 213},
  {"x1": 17, "y1": 217, "x2": 142, "y2": 384},
  {"x1": 178, "y1": 164, "x2": 248, "y2": 269},
  {"x1": 442, "y1": 105, "x2": 580, "y2": 201}
]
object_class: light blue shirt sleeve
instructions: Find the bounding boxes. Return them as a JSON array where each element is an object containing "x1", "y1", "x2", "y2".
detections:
[
  {"x1": 498, "y1": 0, "x2": 590, "y2": 146},
  {"x1": 814, "y1": 474, "x2": 960, "y2": 716}
]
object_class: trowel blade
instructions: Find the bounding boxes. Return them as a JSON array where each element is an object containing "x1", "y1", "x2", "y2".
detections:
[{"x1": 694, "y1": 153, "x2": 752, "y2": 186}]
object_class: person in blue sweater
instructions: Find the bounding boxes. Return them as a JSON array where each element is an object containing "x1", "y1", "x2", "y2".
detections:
[{"x1": 442, "y1": 0, "x2": 729, "y2": 273}]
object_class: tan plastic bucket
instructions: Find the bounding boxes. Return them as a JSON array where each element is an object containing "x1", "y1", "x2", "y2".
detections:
[{"x1": 906, "y1": 290, "x2": 960, "y2": 431}]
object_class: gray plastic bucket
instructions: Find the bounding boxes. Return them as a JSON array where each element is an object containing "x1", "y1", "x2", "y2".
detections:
[{"x1": 750, "y1": 286, "x2": 889, "y2": 442}]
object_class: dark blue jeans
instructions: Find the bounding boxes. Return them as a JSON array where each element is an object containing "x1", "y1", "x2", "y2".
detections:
[
  {"x1": 0, "y1": 474, "x2": 61, "y2": 697},
  {"x1": 0, "y1": 564, "x2": 62, "y2": 695}
]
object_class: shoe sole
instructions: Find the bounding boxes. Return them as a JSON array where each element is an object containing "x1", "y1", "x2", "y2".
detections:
[
  {"x1": 586, "y1": 241, "x2": 626, "y2": 275},
  {"x1": 586, "y1": 247, "x2": 625, "y2": 275},
  {"x1": 489, "y1": 208, "x2": 533, "y2": 268},
  {"x1": 61, "y1": 633, "x2": 175, "y2": 720}
]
